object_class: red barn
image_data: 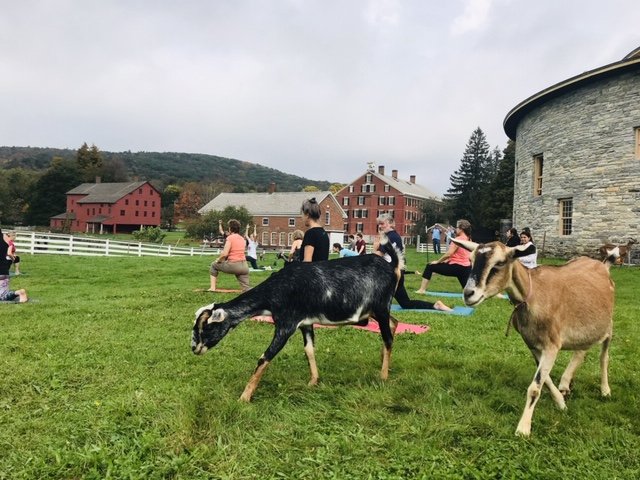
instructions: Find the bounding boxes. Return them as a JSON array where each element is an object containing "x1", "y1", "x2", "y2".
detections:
[{"x1": 50, "y1": 180, "x2": 162, "y2": 234}]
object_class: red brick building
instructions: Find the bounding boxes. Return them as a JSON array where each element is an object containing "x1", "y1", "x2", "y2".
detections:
[
  {"x1": 50, "y1": 180, "x2": 162, "y2": 234},
  {"x1": 336, "y1": 164, "x2": 442, "y2": 245},
  {"x1": 198, "y1": 191, "x2": 346, "y2": 248}
]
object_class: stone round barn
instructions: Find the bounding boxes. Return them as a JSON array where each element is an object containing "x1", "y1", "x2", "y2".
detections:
[{"x1": 503, "y1": 46, "x2": 640, "y2": 262}]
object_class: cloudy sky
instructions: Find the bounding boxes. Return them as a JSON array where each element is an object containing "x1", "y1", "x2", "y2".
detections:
[{"x1": 1, "y1": 1, "x2": 638, "y2": 195}]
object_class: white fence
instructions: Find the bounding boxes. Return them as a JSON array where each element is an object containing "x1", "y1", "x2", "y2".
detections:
[{"x1": 13, "y1": 231, "x2": 221, "y2": 258}]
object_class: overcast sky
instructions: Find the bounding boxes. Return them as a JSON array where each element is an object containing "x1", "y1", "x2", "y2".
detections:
[{"x1": 1, "y1": 1, "x2": 638, "y2": 195}]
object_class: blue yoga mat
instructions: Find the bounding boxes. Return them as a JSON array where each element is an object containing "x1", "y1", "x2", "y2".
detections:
[
  {"x1": 422, "y1": 291, "x2": 509, "y2": 300},
  {"x1": 422, "y1": 291, "x2": 464, "y2": 298},
  {"x1": 391, "y1": 305, "x2": 474, "y2": 316}
]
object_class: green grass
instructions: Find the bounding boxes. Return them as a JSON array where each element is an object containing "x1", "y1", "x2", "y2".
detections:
[{"x1": 1, "y1": 251, "x2": 639, "y2": 479}]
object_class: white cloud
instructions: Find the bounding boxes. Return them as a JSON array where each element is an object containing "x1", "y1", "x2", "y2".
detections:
[{"x1": 450, "y1": 0, "x2": 494, "y2": 36}]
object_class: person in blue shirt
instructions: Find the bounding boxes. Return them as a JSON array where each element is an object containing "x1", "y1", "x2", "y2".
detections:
[
  {"x1": 332, "y1": 243, "x2": 359, "y2": 257},
  {"x1": 430, "y1": 224, "x2": 442, "y2": 254}
]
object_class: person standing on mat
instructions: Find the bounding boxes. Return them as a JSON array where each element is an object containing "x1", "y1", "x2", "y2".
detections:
[
  {"x1": 208, "y1": 219, "x2": 250, "y2": 292},
  {"x1": 373, "y1": 214, "x2": 451, "y2": 311},
  {"x1": 415, "y1": 219, "x2": 472, "y2": 294}
]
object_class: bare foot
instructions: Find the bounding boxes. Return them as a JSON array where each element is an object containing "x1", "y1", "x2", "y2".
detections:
[
  {"x1": 415, "y1": 290, "x2": 425, "y2": 294},
  {"x1": 434, "y1": 300, "x2": 452, "y2": 311}
]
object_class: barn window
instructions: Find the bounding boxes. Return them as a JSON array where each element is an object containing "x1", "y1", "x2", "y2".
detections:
[
  {"x1": 342, "y1": 197, "x2": 349, "y2": 206},
  {"x1": 261, "y1": 232, "x2": 269, "y2": 245},
  {"x1": 635, "y1": 127, "x2": 640, "y2": 159},
  {"x1": 325, "y1": 211, "x2": 330, "y2": 225},
  {"x1": 270, "y1": 232, "x2": 277, "y2": 245},
  {"x1": 288, "y1": 218, "x2": 295, "y2": 227},
  {"x1": 533, "y1": 154, "x2": 544, "y2": 196},
  {"x1": 357, "y1": 196, "x2": 365, "y2": 205},
  {"x1": 356, "y1": 222, "x2": 363, "y2": 232},
  {"x1": 559, "y1": 198, "x2": 573, "y2": 236},
  {"x1": 262, "y1": 217, "x2": 269, "y2": 226}
]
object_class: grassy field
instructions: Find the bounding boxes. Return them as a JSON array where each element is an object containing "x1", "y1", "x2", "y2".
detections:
[{"x1": 1, "y1": 250, "x2": 638, "y2": 479}]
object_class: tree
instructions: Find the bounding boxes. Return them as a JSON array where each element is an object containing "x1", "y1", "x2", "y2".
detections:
[
  {"x1": 414, "y1": 200, "x2": 447, "y2": 238},
  {"x1": 26, "y1": 157, "x2": 81, "y2": 226},
  {"x1": 173, "y1": 183, "x2": 202, "y2": 222},
  {"x1": 184, "y1": 206, "x2": 252, "y2": 240},
  {"x1": 76, "y1": 142, "x2": 104, "y2": 182},
  {"x1": 481, "y1": 140, "x2": 515, "y2": 230},
  {"x1": 0, "y1": 168, "x2": 39, "y2": 225},
  {"x1": 329, "y1": 183, "x2": 346, "y2": 194},
  {"x1": 302, "y1": 185, "x2": 320, "y2": 192},
  {"x1": 161, "y1": 184, "x2": 181, "y2": 230},
  {"x1": 444, "y1": 127, "x2": 494, "y2": 228}
]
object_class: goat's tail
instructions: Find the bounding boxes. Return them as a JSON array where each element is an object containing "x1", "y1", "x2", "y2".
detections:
[{"x1": 601, "y1": 246, "x2": 620, "y2": 268}]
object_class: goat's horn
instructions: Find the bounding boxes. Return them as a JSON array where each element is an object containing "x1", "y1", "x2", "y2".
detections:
[{"x1": 451, "y1": 238, "x2": 479, "y2": 252}]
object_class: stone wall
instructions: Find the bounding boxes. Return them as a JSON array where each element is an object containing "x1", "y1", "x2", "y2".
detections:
[{"x1": 512, "y1": 71, "x2": 640, "y2": 261}]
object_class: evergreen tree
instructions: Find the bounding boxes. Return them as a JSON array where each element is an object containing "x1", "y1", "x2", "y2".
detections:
[
  {"x1": 76, "y1": 142, "x2": 104, "y2": 182},
  {"x1": 444, "y1": 127, "x2": 493, "y2": 227},
  {"x1": 482, "y1": 140, "x2": 515, "y2": 231},
  {"x1": 26, "y1": 157, "x2": 81, "y2": 226}
]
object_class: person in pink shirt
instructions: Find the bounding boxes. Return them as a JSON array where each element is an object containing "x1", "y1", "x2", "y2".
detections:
[
  {"x1": 208, "y1": 219, "x2": 250, "y2": 292},
  {"x1": 415, "y1": 219, "x2": 472, "y2": 294}
]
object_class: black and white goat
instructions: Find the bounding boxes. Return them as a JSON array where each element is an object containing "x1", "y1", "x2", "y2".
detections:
[
  {"x1": 191, "y1": 237, "x2": 403, "y2": 402},
  {"x1": 452, "y1": 238, "x2": 616, "y2": 437}
]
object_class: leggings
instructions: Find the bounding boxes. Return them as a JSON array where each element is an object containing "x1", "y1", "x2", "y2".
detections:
[
  {"x1": 394, "y1": 272, "x2": 436, "y2": 310},
  {"x1": 422, "y1": 262, "x2": 471, "y2": 288}
]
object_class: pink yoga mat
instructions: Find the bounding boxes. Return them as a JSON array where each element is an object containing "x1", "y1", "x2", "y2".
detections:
[{"x1": 251, "y1": 316, "x2": 429, "y2": 334}]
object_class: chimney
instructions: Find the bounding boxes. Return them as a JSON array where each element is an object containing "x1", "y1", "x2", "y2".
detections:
[
  {"x1": 95, "y1": 176, "x2": 101, "y2": 184},
  {"x1": 378, "y1": 165, "x2": 385, "y2": 175},
  {"x1": 392, "y1": 169, "x2": 398, "y2": 179},
  {"x1": 268, "y1": 182, "x2": 276, "y2": 194},
  {"x1": 410, "y1": 175, "x2": 416, "y2": 184}
]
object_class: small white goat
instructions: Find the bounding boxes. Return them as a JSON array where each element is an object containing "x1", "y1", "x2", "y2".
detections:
[
  {"x1": 453, "y1": 239, "x2": 616, "y2": 437},
  {"x1": 598, "y1": 238, "x2": 636, "y2": 265}
]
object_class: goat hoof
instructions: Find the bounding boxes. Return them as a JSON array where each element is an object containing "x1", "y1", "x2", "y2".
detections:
[{"x1": 559, "y1": 388, "x2": 571, "y2": 397}]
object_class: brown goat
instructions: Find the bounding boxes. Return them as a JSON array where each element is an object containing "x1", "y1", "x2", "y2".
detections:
[
  {"x1": 453, "y1": 239, "x2": 615, "y2": 437},
  {"x1": 598, "y1": 238, "x2": 636, "y2": 265}
]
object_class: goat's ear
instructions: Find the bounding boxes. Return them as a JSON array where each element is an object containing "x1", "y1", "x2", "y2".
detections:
[
  {"x1": 207, "y1": 309, "x2": 226, "y2": 324},
  {"x1": 451, "y1": 238, "x2": 478, "y2": 252},
  {"x1": 510, "y1": 244, "x2": 531, "y2": 258}
]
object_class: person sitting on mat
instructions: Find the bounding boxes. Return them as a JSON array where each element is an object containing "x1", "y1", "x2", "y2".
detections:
[
  {"x1": 0, "y1": 229, "x2": 27, "y2": 303},
  {"x1": 373, "y1": 214, "x2": 451, "y2": 311},
  {"x1": 208, "y1": 219, "x2": 250, "y2": 293},
  {"x1": 415, "y1": 219, "x2": 472, "y2": 295}
]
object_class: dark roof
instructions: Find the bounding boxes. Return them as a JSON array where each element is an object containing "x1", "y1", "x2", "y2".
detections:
[
  {"x1": 67, "y1": 181, "x2": 150, "y2": 204},
  {"x1": 504, "y1": 47, "x2": 640, "y2": 140},
  {"x1": 199, "y1": 191, "x2": 347, "y2": 217},
  {"x1": 50, "y1": 212, "x2": 76, "y2": 220}
]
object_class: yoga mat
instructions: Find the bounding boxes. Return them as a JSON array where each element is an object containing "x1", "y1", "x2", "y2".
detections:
[
  {"x1": 193, "y1": 288, "x2": 243, "y2": 293},
  {"x1": 251, "y1": 316, "x2": 429, "y2": 335},
  {"x1": 390, "y1": 305, "x2": 475, "y2": 316},
  {"x1": 422, "y1": 291, "x2": 509, "y2": 300},
  {"x1": 0, "y1": 298, "x2": 37, "y2": 304},
  {"x1": 421, "y1": 291, "x2": 464, "y2": 298}
]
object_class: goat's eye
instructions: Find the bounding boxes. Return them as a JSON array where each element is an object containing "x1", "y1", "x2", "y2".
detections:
[{"x1": 494, "y1": 261, "x2": 507, "y2": 269}]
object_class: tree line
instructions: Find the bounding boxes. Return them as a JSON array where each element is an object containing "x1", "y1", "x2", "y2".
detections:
[{"x1": 1, "y1": 129, "x2": 515, "y2": 237}]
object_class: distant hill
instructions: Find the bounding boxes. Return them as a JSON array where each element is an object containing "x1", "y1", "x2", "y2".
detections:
[{"x1": 0, "y1": 146, "x2": 334, "y2": 192}]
